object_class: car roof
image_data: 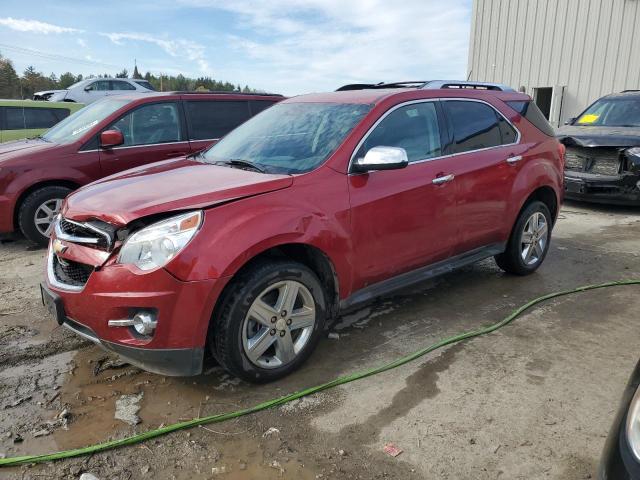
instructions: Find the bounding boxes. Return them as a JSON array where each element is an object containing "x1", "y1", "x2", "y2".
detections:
[
  {"x1": 284, "y1": 88, "x2": 530, "y2": 106},
  {"x1": 0, "y1": 99, "x2": 84, "y2": 108},
  {"x1": 111, "y1": 91, "x2": 285, "y2": 104},
  {"x1": 603, "y1": 90, "x2": 640, "y2": 99}
]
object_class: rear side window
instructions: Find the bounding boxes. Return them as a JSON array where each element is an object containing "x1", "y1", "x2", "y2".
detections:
[
  {"x1": 4, "y1": 107, "x2": 67, "y2": 130},
  {"x1": 506, "y1": 101, "x2": 555, "y2": 136},
  {"x1": 249, "y1": 100, "x2": 277, "y2": 115},
  {"x1": 356, "y1": 102, "x2": 442, "y2": 162},
  {"x1": 110, "y1": 80, "x2": 136, "y2": 91},
  {"x1": 186, "y1": 100, "x2": 251, "y2": 140},
  {"x1": 444, "y1": 101, "x2": 515, "y2": 154}
]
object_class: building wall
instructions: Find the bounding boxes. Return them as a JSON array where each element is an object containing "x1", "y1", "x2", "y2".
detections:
[{"x1": 468, "y1": 0, "x2": 640, "y2": 125}]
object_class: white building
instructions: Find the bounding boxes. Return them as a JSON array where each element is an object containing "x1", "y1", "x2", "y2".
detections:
[{"x1": 467, "y1": 0, "x2": 640, "y2": 126}]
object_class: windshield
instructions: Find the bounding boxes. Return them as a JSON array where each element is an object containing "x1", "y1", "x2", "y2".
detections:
[
  {"x1": 575, "y1": 97, "x2": 640, "y2": 127},
  {"x1": 201, "y1": 102, "x2": 372, "y2": 174},
  {"x1": 42, "y1": 98, "x2": 130, "y2": 144}
]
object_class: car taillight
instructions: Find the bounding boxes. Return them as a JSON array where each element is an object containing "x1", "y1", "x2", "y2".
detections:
[{"x1": 558, "y1": 143, "x2": 566, "y2": 166}]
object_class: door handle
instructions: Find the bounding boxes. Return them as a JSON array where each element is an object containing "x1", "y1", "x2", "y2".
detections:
[
  {"x1": 432, "y1": 174, "x2": 455, "y2": 185},
  {"x1": 506, "y1": 155, "x2": 523, "y2": 165}
]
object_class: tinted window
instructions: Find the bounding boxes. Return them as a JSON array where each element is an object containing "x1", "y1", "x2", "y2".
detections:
[
  {"x1": 356, "y1": 102, "x2": 442, "y2": 162},
  {"x1": 87, "y1": 80, "x2": 110, "y2": 92},
  {"x1": 110, "y1": 80, "x2": 136, "y2": 91},
  {"x1": 186, "y1": 101, "x2": 251, "y2": 140},
  {"x1": 109, "y1": 102, "x2": 182, "y2": 146},
  {"x1": 24, "y1": 107, "x2": 68, "y2": 129},
  {"x1": 5, "y1": 108, "x2": 25, "y2": 129},
  {"x1": 507, "y1": 101, "x2": 555, "y2": 136},
  {"x1": 249, "y1": 100, "x2": 277, "y2": 116},
  {"x1": 444, "y1": 101, "x2": 507, "y2": 153}
]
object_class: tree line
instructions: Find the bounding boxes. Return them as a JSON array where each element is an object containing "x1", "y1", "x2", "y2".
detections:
[{"x1": 0, "y1": 52, "x2": 254, "y2": 100}]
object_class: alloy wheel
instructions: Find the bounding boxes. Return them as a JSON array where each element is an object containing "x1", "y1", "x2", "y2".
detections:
[
  {"x1": 242, "y1": 280, "x2": 316, "y2": 369},
  {"x1": 520, "y1": 211, "x2": 548, "y2": 266},
  {"x1": 33, "y1": 199, "x2": 63, "y2": 238}
]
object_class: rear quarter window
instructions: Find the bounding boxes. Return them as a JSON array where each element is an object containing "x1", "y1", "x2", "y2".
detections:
[
  {"x1": 186, "y1": 100, "x2": 251, "y2": 140},
  {"x1": 506, "y1": 101, "x2": 555, "y2": 136}
]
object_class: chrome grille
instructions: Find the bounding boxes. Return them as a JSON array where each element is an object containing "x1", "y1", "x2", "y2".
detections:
[
  {"x1": 52, "y1": 255, "x2": 93, "y2": 287},
  {"x1": 56, "y1": 217, "x2": 113, "y2": 250},
  {"x1": 564, "y1": 147, "x2": 621, "y2": 175}
]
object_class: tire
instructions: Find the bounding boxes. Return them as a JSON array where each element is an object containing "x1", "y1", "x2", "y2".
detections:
[
  {"x1": 18, "y1": 186, "x2": 71, "y2": 247},
  {"x1": 494, "y1": 200, "x2": 552, "y2": 276},
  {"x1": 211, "y1": 260, "x2": 327, "y2": 383}
]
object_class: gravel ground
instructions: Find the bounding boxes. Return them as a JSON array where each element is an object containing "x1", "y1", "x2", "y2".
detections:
[{"x1": 0, "y1": 201, "x2": 639, "y2": 479}]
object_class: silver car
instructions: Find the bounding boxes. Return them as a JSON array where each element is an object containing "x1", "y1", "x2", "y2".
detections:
[{"x1": 40, "y1": 78, "x2": 155, "y2": 104}]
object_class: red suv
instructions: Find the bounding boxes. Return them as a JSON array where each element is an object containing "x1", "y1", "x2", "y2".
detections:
[
  {"x1": 0, "y1": 92, "x2": 283, "y2": 245},
  {"x1": 41, "y1": 81, "x2": 564, "y2": 382}
]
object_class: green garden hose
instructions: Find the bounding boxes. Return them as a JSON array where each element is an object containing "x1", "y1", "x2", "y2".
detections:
[{"x1": 2, "y1": 279, "x2": 639, "y2": 468}]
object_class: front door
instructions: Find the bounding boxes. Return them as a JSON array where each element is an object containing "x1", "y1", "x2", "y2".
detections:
[
  {"x1": 99, "y1": 101, "x2": 190, "y2": 176},
  {"x1": 347, "y1": 100, "x2": 458, "y2": 292}
]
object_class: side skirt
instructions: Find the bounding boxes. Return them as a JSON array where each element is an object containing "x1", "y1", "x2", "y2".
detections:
[{"x1": 339, "y1": 243, "x2": 505, "y2": 312}]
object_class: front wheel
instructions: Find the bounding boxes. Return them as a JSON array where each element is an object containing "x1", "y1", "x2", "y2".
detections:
[
  {"x1": 495, "y1": 201, "x2": 552, "y2": 275},
  {"x1": 18, "y1": 186, "x2": 71, "y2": 247},
  {"x1": 210, "y1": 260, "x2": 327, "y2": 383}
]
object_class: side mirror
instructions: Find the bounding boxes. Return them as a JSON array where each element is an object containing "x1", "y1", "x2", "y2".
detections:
[
  {"x1": 84, "y1": 86, "x2": 92, "y2": 92},
  {"x1": 100, "y1": 130, "x2": 124, "y2": 148},
  {"x1": 565, "y1": 117, "x2": 577, "y2": 125},
  {"x1": 352, "y1": 146, "x2": 409, "y2": 173}
]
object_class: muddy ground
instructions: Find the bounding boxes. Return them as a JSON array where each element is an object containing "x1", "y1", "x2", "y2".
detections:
[{"x1": 1, "y1": 201, "x2": 639, "y2": 479}]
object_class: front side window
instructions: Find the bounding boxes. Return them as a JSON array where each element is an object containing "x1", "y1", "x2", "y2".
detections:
[
  {"x1": 42, "y1": 98, "x2": 130, "y2": 144},
  {"x1": 201, "y1": 102, "x2": 371, "y2": 174},
  {"x1": 575, "y1": 97, "x2": 640, "y2": 127},
  {"x1": 355, "y1": 102, "x2": 442, "y2": 162},
  {"x1": 108, "y1": 102, "x2": 182, "y2": 146},
  {"x1": 86, "y1": 80, "x2": 110, "y2": 92},
  {"x1": 110, "y1": 80, "x2": 136, "y2": 91},
  {"x1": 444, "y1": 101, "x2": 512, "y2": 154},
  {"x1": 186, "y1": 101, "x2": 251, "y2": 140}
]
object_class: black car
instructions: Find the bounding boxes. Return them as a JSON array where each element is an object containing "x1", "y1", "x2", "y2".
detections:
[
  {"x1": 599, "y1": 359, "x2": 640, "y2": 479},
  {"x1": 557, "y1": 91, "x2": 640, "y2": 205}
]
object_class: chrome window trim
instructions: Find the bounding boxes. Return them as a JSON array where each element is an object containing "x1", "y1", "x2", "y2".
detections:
[
  {"x1": 347, "y1": 98, "x2": 521, "y2": 174},
  {"x1": 47, "y1": 244, "x2": 84, "y2": 292},
  {"x1": 78, "y1": 139, "x2": 219, "y2": 154}
]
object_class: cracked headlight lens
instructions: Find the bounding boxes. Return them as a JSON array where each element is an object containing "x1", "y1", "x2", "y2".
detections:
[{"x1": 118, "y1": 211, "x2": 202, "y2": 271}]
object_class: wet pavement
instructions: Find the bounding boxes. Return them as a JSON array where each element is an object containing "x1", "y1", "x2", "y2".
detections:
[{"x1": 1, "y1": 201, "x2": 639, "y2": 479}]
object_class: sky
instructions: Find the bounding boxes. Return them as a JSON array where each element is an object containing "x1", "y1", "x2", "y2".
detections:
[{"x1": 0, "y1": 0, "x2": 473, "y2": 96}]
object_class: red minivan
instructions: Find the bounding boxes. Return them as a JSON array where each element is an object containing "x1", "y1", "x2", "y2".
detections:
[
  {"x1": 42, "y1": 82, "x2": 564, "y2": 382},
  {"x1": 0, "y1": 92, "x2": 283, "y2": 245}
]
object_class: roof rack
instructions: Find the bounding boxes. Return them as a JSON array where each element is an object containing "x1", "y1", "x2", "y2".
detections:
[
  {"x1": 169, "y1": 91, "x2": 284, "y2": 97},
  {"x1": 335, "y1": 80, "x2": 515, "y2": 93},
  {"x1": 621, "y1": 89, "x2": 640, "y2": 93}
]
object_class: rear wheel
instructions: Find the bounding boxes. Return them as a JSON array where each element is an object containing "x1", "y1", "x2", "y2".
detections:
[
  {"x1": 211, "y1": 260, "x2": 327, "y2": 383},
  {"x1": 18, "y1": 186, "x2": 71, "y2": 247},
  {"x1": 495, "y1": 200, "x2": 552, "y2": 275}
]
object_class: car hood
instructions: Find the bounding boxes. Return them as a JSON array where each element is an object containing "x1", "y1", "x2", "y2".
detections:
[
  {"x1": 0, "y1": 138, "x2": 60, "y2": 163},
  {"x1": 557, "y1": 125, "x2": 640, "y2": 148},
  {"x1": 62, "y1": 158, "x2": 293, "y2": 226}
]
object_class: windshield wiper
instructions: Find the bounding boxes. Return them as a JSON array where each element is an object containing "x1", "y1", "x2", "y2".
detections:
[{"x1": 224, "y1": 159, "x2": 266, "y2": 173}]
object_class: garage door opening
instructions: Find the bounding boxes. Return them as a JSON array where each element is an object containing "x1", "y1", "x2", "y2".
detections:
[{"x1": 533, "y1": 87, "x2": 553, "y2": 119}]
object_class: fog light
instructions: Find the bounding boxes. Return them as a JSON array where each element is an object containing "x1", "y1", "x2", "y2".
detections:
[
  {"x1": 132, "y1": 312, "x2": 157, "y2": 335},
  {"x1": 636, "y1": 180, "x2": 640, "y2": 190},
  {"x1": 108, "y1": 311, "x2": 157, "y2": 336}
]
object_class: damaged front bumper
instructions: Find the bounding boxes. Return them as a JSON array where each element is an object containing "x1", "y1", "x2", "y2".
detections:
[{"x1": 564, "y1": 171, "x2": 640, "y2": 205}]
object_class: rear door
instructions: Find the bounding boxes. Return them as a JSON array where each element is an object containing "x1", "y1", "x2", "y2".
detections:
[
  {"x1": 184, "y1": 100, "x2": 252, "y2": 153},
  {"x1": 348, "y1": 100, "x2": 459, "y2": 289},
  {"x1": 441, "y1": 99, "x2": 524, "y2": 254},
  {"x1": 98, "y1": 101, "x2": 190, "y2": 176}
]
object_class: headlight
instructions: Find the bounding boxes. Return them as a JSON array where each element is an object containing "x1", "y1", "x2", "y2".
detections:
[
  {"x1": 118, "y1": 211, "x2": 202, "y2": 271},
  {"x1": 626, "y1": 147, "x2": 640, "y2": 157},
  {"x1": 626, "y1": 385, "x2": 640, "y2": 461}
]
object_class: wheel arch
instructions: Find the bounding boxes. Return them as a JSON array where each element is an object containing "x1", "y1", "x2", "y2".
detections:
[{"x1": 13, "y1": 180, "x2": 80, "y2": 230}]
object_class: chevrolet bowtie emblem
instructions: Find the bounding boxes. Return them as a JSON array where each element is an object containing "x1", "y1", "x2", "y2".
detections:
[{"x1": 52, "y1": 239, "x2": 68, "y2": 255}]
